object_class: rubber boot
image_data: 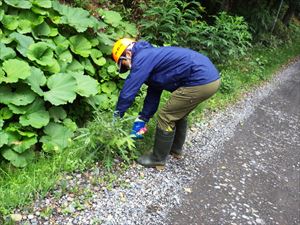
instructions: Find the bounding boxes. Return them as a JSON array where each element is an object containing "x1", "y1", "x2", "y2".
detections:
[
  {"x1": 170, "y1": 117, "x2": 187, "y2": 158},
  {"x1": 137, "y1": 127, "x2": 175, "y2": 168}
]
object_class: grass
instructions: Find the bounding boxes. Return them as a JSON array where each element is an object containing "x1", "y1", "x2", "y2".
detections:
[{"x1": 0, "y1": 37, "x2": 299, "y2": 218}]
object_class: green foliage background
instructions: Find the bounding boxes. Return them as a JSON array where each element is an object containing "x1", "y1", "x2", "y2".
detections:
[{"x1": 0, "y1": 0, "x2": 137, "y2": 168}]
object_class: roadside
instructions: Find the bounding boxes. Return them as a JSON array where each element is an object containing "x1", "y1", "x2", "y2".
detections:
[
  {"x1": 7, "y1": 60, "x2": 300, "y2": 224},
  {"x1": 168, "y1": 59, "x2": 300, "y2": 225}
]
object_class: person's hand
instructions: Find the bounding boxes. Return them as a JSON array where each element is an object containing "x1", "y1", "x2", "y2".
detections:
[
  {"x1": 130, "y1": 117, "x2": 147, "y2": 139},
  {"x1": 112, "y1": 110, "x2": 120, "y2": 124}
]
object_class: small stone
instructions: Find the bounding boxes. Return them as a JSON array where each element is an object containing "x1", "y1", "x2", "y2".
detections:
[
  {"x1": 28, "y1": 214, "x2": 34, "y2": 220},
  {"x1": 256, "y1": 218, "x2": 264, "y2": 224},
  {"x1": 10, "y1": 214, "x2": 23, "y2": 222}
]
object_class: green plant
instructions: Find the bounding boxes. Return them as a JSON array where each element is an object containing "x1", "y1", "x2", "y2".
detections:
[
  {"x1": 0, "y1": 0, "x2": 137, "y2": 167},
  {"x1": 139, "y1": 0, "x2": 206, "y2": 46},
  {"x1": 74, "y1": 110, "x2": 136, "y2": 169},
  {"x1": 204, "y1": 12, "x2": 252, "y2": 61},
  {"x1": 139, "y1": 1, "x2": 252, "y2": 62}
]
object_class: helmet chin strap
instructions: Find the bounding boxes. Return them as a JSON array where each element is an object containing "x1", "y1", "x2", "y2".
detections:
[{"x1": 118, "y1": 56, "x2": 132, "y2": 72}]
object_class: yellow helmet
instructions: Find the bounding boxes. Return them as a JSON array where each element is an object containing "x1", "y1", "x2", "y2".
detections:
[{"x1": 112, "y1": 38, "x2": 135, "y2": 63}]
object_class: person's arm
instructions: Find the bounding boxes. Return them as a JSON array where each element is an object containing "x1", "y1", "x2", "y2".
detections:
[
  {"x1": 115, "y1": 62, "x2": 153, "y2": 117},
  {"x1": 138, "y1": 86, "x2": 163, "y2": 122}
]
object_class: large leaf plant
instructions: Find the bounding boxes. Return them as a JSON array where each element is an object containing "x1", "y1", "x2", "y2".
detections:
[{"x1": 0, "y1": 0, "x2": 138, "y2": 167}]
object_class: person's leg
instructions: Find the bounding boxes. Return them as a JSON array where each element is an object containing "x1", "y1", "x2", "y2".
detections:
[{"x1": 137, "y1": 79, "x2": 221, "y2": 167}]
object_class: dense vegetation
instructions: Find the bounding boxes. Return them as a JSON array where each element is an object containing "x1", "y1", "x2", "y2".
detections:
[{"x1": 0, "y1": 0, "x2": 299, "y2": 217}]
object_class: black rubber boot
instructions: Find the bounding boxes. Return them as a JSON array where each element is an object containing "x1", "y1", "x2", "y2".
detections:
[
  {"x1": 137, "y1": 127, "x2": 175, "y2": 168},
  {"x1": 170, "y1": 117, "x2": 187, "y2": 158}
]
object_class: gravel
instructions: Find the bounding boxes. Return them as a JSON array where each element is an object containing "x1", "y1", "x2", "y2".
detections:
[{"x1": 12, "y1": 59, "x2": 300, "y2": 225}]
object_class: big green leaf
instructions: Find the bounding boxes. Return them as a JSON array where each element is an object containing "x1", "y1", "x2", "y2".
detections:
[
  {"x1": 99, "y1": 9, "x2": 122, "y2": 27},
  {"x1": 0, "y1": 131, "x2": 8, "y2": 148},
  {"x1": 4, "y1": 0, "x2": 32, "y2": 9},
  {"x1": 31, "y1": 0, "x2": 52, "y2": 8},
  {"x1": 0, "y1": 107, "x2": 13, "y2": 120},
  {"x1": 86, "y1": 94, "x2": 109, "y2": 109},
  {"x1": 27, "y1": 42, "x2": 54, "y2": 66},
  {"x1": 44, "y1": 73, "x2": 77, "y2": 105},
  {"x1": 18, "y1": 10, "x2": 44, "y2": 26},
  {"x1": 1, "y1": 147, "x2": 34, "y2": 168},
  {"x1": 17, "y1": 19, "x2": 32, "y2": 34},
  {"x1": 80, "y1": 58, "x2": 95, "y2": 75},
  {"x1": 63, "y1": 59, "x2": 84, "y2": 72},
  {"x1": 19, "y1": 98, "x2": 50, "y2": 128},
  {"x1": 12, "y1": 136, "x2": 37, "y2": 154},
  {"x1": 0, "y1": 84, "x2": 36, "y2": 106},
  {"x1": 49, "y1": 106, "x2": 67, "y2": 122},
  {"x1": 101, "y1": 81, "x2": 117, "y2": 95},
  {"x1": 90, "y1": 49, "x2": 106, "y2": 66},
  {"x1": 69, "y1": 35, "x2": 92, "y2": 57},
  {"x1": 1, "y1": 15, "x2": 19, "y2": 30},
  {"x1": 9, "y1": 32, "x2": 34, "y2": 56},
  {"x1": 1, "y1": 59, "x2": 31, "y2": 83},
  {"x1": 0, "y1": 43, "x2": 16, "y2": 60},
  {"x1": 40, "y1": 122, "x2": 74, "y2": 153},
  {"x1": 52, "y1": 1, "x2": 98, "y2": 32},
  {"x1": 25, "y1": 67, "x2": 46, "y2": 96},
  {"x1": 32, "y1": 21, "x2": 58, "y2": 37},
  {"x1": 72, "y1": 72, "x2": 98, "y2": 97}
]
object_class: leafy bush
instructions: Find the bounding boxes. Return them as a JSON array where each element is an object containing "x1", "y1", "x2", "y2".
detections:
[
  {"x1": 0, "y1": 0, "x2": 137, "y2": 167},
  {"x1": 139, "y1": 0, "x2": 252, "y2": 62},
  {"x1": 74, "y1": 111, "x2": 136, "y2": 169},
  {"x1": 204, "y1": 12, "x2": 252, "y2": 61}
]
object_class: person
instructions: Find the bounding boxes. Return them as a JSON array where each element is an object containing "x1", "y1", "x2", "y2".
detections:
[{"x1": 112, "y1": 38, "x2": 220, "y2": 168}]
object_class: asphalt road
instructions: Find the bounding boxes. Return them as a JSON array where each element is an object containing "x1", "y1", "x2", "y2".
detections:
[{"x1": 169, "y1": 62, "x2": 300, "y2": 225}]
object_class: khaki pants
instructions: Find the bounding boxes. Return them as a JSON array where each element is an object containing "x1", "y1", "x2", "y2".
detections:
[{"x1": 157, "y1": 79, "x2": 221, "y2": 131}]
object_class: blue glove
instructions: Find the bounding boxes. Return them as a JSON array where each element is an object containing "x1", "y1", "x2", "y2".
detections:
[
  {"x1": 130, "y1": 117, "x2": 147, "y2": 139},
  {"x1": 112, "y1": 110, "x2": 120, "y2": 124}
]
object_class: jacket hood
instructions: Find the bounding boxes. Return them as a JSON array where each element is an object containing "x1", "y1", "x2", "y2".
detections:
[{"x1": 132, "y1": 41, "x2": 153, "y2": 55}]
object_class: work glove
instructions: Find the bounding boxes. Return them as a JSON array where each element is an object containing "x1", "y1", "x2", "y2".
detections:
[{"x1": 130, "y1": 117, "x2": 147, "y2": 139}]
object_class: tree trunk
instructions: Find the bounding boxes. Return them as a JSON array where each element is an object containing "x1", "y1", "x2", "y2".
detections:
[{"x1": 282, "y1": 5, "x2": 294, "y2": 26}]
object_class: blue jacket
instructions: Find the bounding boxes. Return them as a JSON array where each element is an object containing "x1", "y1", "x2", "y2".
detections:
[{"x1": 116, "y1": 41, "x2": 220, "y2": 121}]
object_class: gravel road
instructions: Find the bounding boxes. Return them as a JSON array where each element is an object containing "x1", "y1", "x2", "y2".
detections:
[{"x1": 13, "y1": 59, "x2": 299, "y2": 225}]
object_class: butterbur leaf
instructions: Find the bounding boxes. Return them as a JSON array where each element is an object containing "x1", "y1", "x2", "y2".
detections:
[
  {"x1": 58, "y1": 50, "x2": 73, "y2": 63},
  {"x1": 25, "y1": 67, "x2": 46, "y2": 96},
  {"x1": 0, "y1": 84, "x2": 36, "y2": 106},
  {"x1": 86, "y1": 94, "x2": 109, "y2": 109},
  {"x1": 0, "y1": 131, "x2": 9, "y2": 148},
  {"x1": 12, "y1": 136, "x2": 37, "y2": 153},
  {"x1": 99, "y1": 9, "x2": 122, "y2": 27},
  {"x1": 101, "y1": 81, "x2": 117, "y2": 94},
  {"x1": 72, "y1": 72, "x2": 98, "y2": 97},
  {"x1": 9, "y1": 32, "x2": 34, "y2": 57},
  {"x1": 18, "y1": 9, "x2": 44, "y2": 26},
  {"x1": 69, "y1": 35, "x2": 92, "y2": 57},
  {"x1": 0, "y1": 119, "x2": 4, "y2": 130},
  {"x1": 31, "y1": 0, "x2": 52, "y2": 8},
  {"x1": 19, "y1": 98, "x2": 50, "y2": 128},
  {"x1": 45, "y1": 59, "x2": 61, "y2": 73},
  {"x1": 52, "y1": 1, "x2": 98, "y2": 32},
  {"x1": 17, "y1": 19, "x2": 32, "y2": 34},
  {"x1": 49, "y1": 106, "x2": 67, "y2": 122},
  {"x1": 1, "y1": 147, "x2": 34, "y2": 168},
  {"x1": 4, "y1": 0, "x2": 32, "y2": 9},
  {"x1": 80, "y1": 58, "x2": 95, "y2": 75},
  {"x1": 1, "y1": 15, "x2": 19, "y2": 30},
  {"x1": 90, "y1": 49, "x2": 106, "y2": 66},
  {"x1": 1, "y1": 59, "x2": 31, "y2": 83},
  {"x1": 0, "y1": 43, "x2": 16, "y2": 60},
  {"x1": 40, "y1": 122, "x2": 74, "y2": 153},
  {"x1": 44, "y1": 73, "x2": 77, "y2": 105},
  {"x1": 0, "y1": 107, "x2": 13, "y2": 120},
  {"x1": 65, "y1": 59, "x2": 84, "y2": 72},
  {"x1": 27, "y1": 42, "x2": 54, "y2": 66}
]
